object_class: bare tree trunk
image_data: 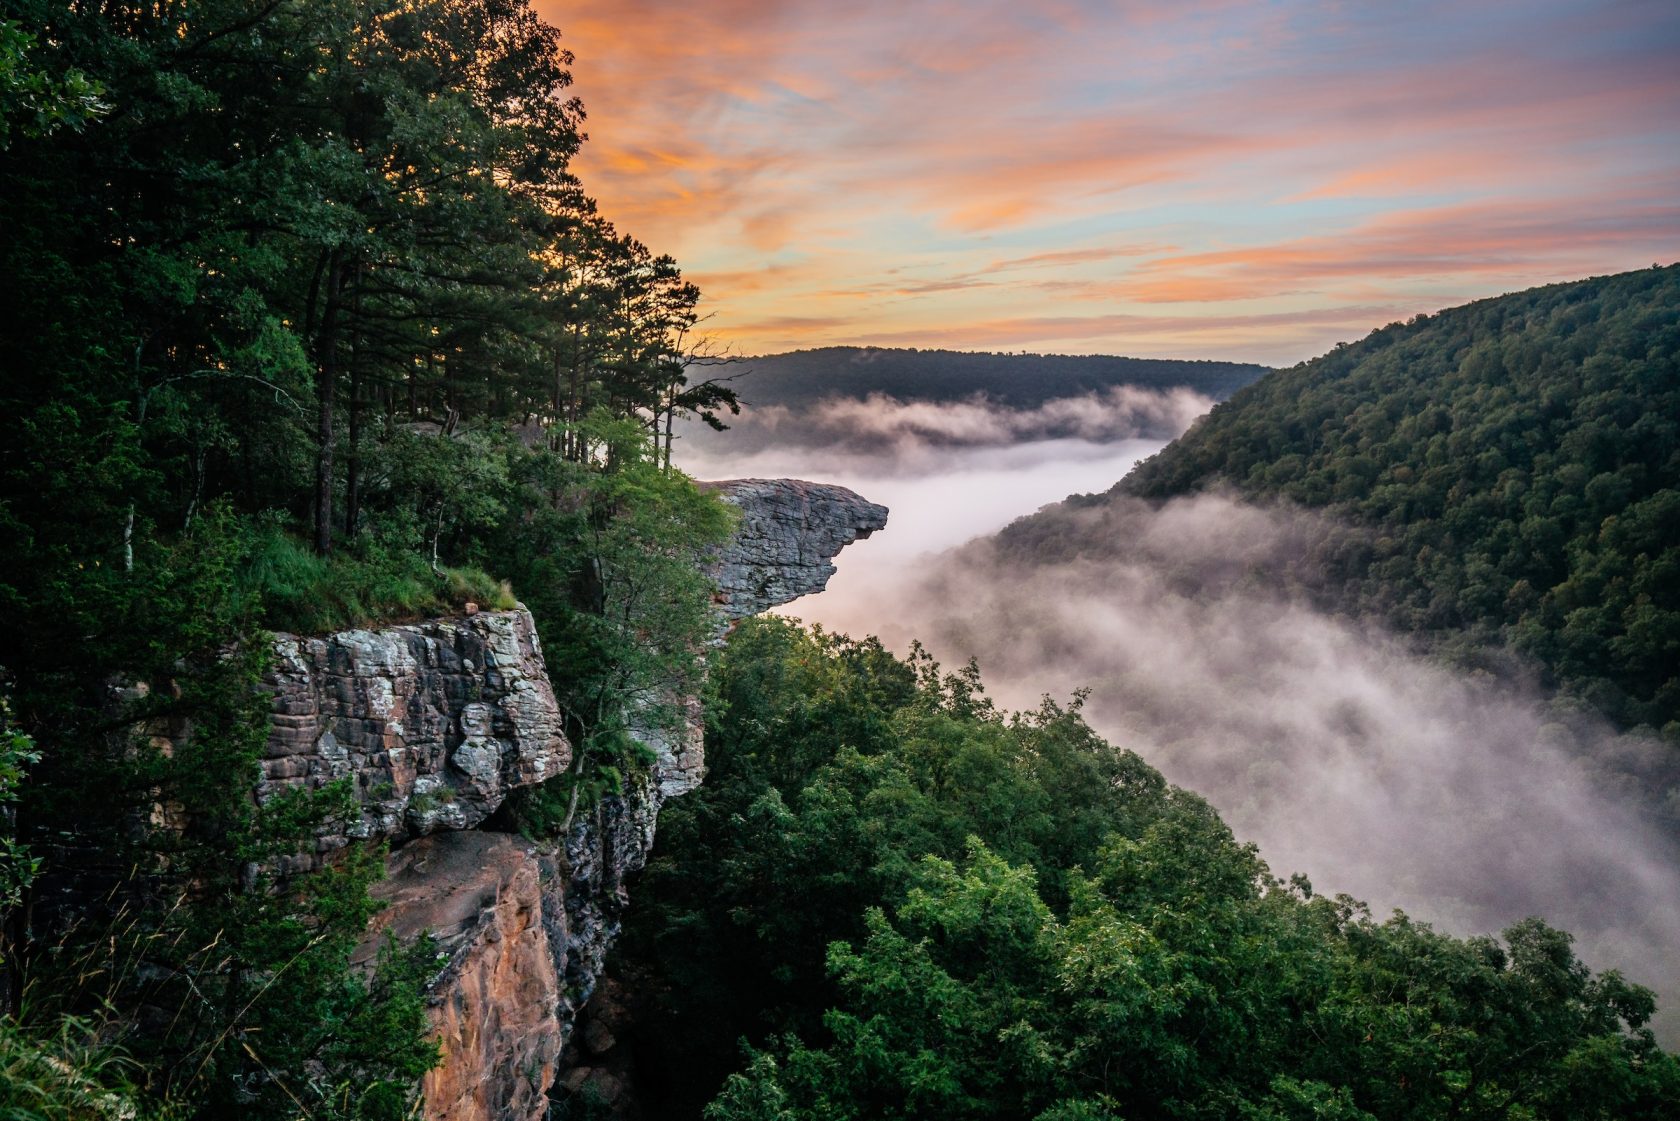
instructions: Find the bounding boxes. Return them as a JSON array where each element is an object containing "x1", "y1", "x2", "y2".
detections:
[
  {"x1": 183, "y1": 445, "x2": 205, "y2": 530},
  {"x1": 124, "y1": 339, "x2": 151, "y2": 575},
  {"x1": 662, "y1": 383, "x2": 676, "y2": 470}
]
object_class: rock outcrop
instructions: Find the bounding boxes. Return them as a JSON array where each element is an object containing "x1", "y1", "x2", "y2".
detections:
[
  {"x1": 337, "y1": 479, "x2": 886, "y2": 1121},
  {"x1": 703, "y1": 479, "x2": 889, "y2": 625},
  {"x1": 262, "y1": 608, "x2": 568, "y2": 853},
  {"x1": 626, "y1": 479, "x2": 887, "y2": 802}
]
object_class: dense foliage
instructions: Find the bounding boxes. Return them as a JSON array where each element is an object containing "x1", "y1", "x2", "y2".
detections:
[
  {"x1": 1103, "y1": 266, "x2": 1680, "y2": 731},
  {"x1": 609, "y1": 618, "x2": 1679, "y2": 1120},
  {"x1": 0, "y1": 0, "x2": 731, "y2": 1114}
]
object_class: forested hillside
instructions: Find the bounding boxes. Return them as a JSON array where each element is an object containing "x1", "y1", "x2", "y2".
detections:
[
  {"x1": 672, "y1": 346, "x2": 1266, "y2": 461},
  {"x1": 0, "y1": 1, "x2": 733, "y2": 1116},
  {"x1": 717, "y1": 347, "x2": 1267, "y2": 409},
  {"x1": 999, "y1": 266, "x2": 1680, "y2": 732},
  {"x1": 602, "y1": 618, "x2": 1680, "y2": 1120}
]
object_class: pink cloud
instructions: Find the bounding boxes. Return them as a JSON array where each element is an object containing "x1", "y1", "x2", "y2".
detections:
[{"x1": 535, "y1": 1, "x2": 1680, "y2": 361}]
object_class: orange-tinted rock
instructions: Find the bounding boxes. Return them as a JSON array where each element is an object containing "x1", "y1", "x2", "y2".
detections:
[{"x1": 360, "y1": 832, "x2": 564, "y2": 1121}]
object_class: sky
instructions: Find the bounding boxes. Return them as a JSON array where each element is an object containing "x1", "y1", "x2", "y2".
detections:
[{"x1": 535, "y1": 0, "x2": 1680, "y2": 365}]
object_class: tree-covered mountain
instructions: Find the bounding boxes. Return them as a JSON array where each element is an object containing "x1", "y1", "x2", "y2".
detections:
[
  {"x1": 997, "y1": 266, "x2": 1680, "y2": 733},
  {"x1": 715, "y1": 347, "x2": 1268, "y2": 409}
]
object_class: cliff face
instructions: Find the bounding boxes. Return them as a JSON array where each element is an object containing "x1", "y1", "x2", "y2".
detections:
[
  {"x1": 308, "y1": 477, "x2": 889, "y2": 1121},
  {"x1": 358, "y1": 832, "x2": 565, "y2": 1121},
  {"x1": 263, "y1": 609, "x2": 568, "y2": 863}
]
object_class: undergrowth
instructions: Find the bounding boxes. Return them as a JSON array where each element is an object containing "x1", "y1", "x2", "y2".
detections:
[{"x1": 240, "y1": 522, "x2": 517, "y2": 634}]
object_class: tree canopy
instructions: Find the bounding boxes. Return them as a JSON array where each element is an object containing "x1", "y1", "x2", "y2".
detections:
[{"x1": 607, "y1": 618, "x2": 1680, "y2": 1121}]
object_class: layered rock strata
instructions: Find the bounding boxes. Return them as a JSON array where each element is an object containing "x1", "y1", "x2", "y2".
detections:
[{"x1": 262, "y1": 607, "x2": 568, "y2": 854}]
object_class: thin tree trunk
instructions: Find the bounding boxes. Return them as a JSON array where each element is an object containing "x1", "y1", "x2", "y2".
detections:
[
  {"x1": 125, "y1": 341, "x2": 150, "y2": 574},
  {"x1": 662, "y1": 376, "x2": 676, "y2": 470}
]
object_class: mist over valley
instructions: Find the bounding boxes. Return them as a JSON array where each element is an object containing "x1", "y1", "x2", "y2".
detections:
[
  {"x1": 9, "y1": 0, "x2": 1679, "y2": 1113},
  {"x1": 680, "y1": 291, "x2": 1680, "y2": 1041}
]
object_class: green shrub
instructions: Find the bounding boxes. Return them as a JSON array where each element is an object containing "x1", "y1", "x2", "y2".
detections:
[
  {"x1": 239, "y1": 516, "x2": 517, "y2": 634},
  {"x1": 0, "y1": 1014, "x2": 160, "y2": 1121}
]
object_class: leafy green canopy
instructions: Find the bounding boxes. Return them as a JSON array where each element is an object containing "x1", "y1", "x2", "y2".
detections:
[
  {"x1": 0, "y1": 0, "x2": 735, "y2": 1115},
  {"x1": 1104, "y1": 266, "x2": 1679, "y2": 731},
  {"x1": 612, "y1": 618, "x2": 1679, "y2": 1121}
]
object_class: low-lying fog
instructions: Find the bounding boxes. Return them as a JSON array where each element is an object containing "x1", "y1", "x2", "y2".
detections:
[{"x1": 676, "y1": 387, "x2": 1680, "y2": 1040}]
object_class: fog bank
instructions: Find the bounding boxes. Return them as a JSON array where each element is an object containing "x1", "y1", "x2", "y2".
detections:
[
  {"x1": 677, "y1": 384, "x2": 1216, "y2": 460},
  {"x1": 798, "y1": 491, "x2": 1680, "y2": 1037},
  {"x1": 680, "y1": 391, "x2": 1680, "y2": 1040}
]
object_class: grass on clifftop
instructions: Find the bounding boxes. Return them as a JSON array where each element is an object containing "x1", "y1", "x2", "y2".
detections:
[{"x1": 240, "y1": 525, "x2": 516, "y2": 635}]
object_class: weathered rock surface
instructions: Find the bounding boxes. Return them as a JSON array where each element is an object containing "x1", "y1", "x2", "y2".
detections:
[
  {"x1": 359, "y1": 832, "x2": 564, "y2": 1121},
  {"x1": 352, "y1": 479, "x2": 887, "y2": 1121},
  {"x1": 262, "y1": 608, "x2": 568, "y2": 849},
  {"x1": 555, "y1": 772, "x2": 663, "y2": 1025},
  {"x1": 702, "y1": 478, "x2": 889, "y2": 626}
]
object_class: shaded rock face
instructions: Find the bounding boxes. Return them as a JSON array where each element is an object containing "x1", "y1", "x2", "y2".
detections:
[
  {"x1": 263, "y1": 608, "x2": 568, "y2": 852},
  {"x1": 555, "y1": 774, "x2": 662, "y2": 1027},
  {"x1": 359, "y1": 832, "x2": 564, "y2": 1121},
  {"x1": 703, "y1": 478, "x2": 889, "y2": 626}
]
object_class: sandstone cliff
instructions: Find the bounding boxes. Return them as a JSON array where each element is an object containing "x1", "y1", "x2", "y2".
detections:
[
  {"x1": 704, "y1": 478, "x2": 890, "y2": 627},
  {"x1": 263, "y1": 608, "x2": 568, "y2": 862},
  {"x1": 308, "y1": 477, "x2": 888, "y2": 1121}
]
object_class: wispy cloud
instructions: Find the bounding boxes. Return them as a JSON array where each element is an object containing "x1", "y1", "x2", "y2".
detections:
[{"x1": 540, "y1": 0, "x2": 1680, "y2": 361}]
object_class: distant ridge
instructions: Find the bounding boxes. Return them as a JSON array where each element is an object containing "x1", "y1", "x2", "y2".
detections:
[{"x1": 713, "y1": 346, "x2": 1269, "y2": 410}]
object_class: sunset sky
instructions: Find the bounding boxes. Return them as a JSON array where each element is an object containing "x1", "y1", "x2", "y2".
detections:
[{"x1": 538, "y1": 0, "x2": 1680, "y2": 365}]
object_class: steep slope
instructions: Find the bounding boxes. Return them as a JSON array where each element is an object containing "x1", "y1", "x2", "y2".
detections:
[
  {"x1": 1000, "y1": 265, "x2": 1680, "y2": 731},
  {"x1": 329, "y1": 478, "x2": 887, "y2": 1121}
]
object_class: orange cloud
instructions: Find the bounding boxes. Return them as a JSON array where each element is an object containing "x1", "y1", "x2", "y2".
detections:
[
  {"x1": 1090, "y1": 194, "x2": 1680, "y2": 305},
  {"x1": 534, "y1": 1, "x2": 1680, "y2": 363}
]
